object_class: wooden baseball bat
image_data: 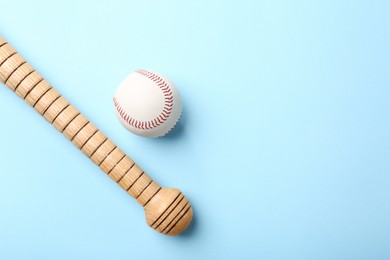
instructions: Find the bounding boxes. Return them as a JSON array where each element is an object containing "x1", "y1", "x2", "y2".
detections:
[{"x1": 0, "y1": 36, "x2": 192, "y2": 236}]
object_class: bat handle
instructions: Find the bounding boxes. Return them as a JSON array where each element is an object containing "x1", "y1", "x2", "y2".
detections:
[{"x1": 0, "y1": 36, "x2": 192, "y2": 236}]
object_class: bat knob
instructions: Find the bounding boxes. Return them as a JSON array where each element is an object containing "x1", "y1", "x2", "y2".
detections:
[{"x1": 144, "y1": 188, "x2": 193, "y2": 236}]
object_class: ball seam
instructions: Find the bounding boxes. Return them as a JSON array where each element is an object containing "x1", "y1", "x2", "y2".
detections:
[{"x1": 113, "y1": 69, "x2": 173, "y2": 130}]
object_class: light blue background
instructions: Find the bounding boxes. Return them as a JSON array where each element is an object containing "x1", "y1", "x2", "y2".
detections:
[{"x1": 1, "y1": 1, "x2": 390, "y2": 259}]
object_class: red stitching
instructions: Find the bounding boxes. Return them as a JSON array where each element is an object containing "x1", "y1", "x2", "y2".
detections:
[{"x1": 114, "y1": 69, "x2": 174, "y2": 130}]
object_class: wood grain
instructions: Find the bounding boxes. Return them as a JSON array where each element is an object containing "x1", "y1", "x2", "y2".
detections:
[{"x1": 0, "y1": 36, "x2": 192, "y2": 236}]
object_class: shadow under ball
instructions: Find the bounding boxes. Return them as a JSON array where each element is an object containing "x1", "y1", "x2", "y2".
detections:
[{"x1": 0, "y1": 36, "x2": 193, "y2": 236}]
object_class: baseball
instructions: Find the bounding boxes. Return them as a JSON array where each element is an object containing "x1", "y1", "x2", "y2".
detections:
[{"x1": 113, "y1": 69, "x2": 182, "y2": 137}]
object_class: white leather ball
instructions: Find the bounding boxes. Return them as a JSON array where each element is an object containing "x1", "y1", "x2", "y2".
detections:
[{"x1": 113, "y1": 69, "x2": 182, "y2": 137}]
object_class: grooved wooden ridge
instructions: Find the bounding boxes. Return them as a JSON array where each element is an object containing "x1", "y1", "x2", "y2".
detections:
[{"x1": 0, "y1": 36, "x2": 192, "y2": 236}]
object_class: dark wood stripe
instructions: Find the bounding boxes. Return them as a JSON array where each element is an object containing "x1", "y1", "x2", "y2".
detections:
[
  {"x1": 5, "y1": 61, "x2": 26, "y2": 85},
  {"x1": 165, "y1": 203, "x2": 191, "y2": 235},
  {"x1": 98, "y1": 145, "x2": 117, "y2": 167},
  {"x1": 0, "y1": 42, "x2": 8, "y2": 48},
  {"x1": 162, "y1": 202, "x2": 190, "y2": 234},
  {"x1": 0, "y1": 52, "x2": 16, "y2": 67},
  {"x1": 143, "y1": 187, "x2": 162, "y2": 207},
  {"x1": 32, "y1": 86, "x2": 53, "y2": 107},
  {"x1": 136, "y1": 180, "x2": 153, "y2": 199},
  {"x1": 70, "y1": 121, "x2": 90, "y2": 142},
  {"x1": 42, "y1": 94, "x2": 61, "y2": 115},
  {"x1": 61, "y1": 112, "x2": 81, "y2": 133},
  {"x1": 152, "y1": 192, "x2": 183, "y2": 228},
  {"x1": 23, "y1": 78, "x2": 43, "y2": 99},
  {"x1": 79, "y1": 129, "x2": 99, "y2": 150},
  {"x1": 116, "y1": 161, "x2": 136, "y2": 183},
  {"x1": 107, "y1": 154, "x2": 126, "y2": 175},
  {"x1": 155, "y1": 195, "x2": 185, "y2": 230},
  {"x1": 126, "y1": 171, "x2": 145, "y2": 192},
  {"x1": 89, "y1": 137, "x2": 108, "y2": 158},
  {"x1": 51, "y1": 104, "x2": 70, "y2": 124},
  {"x1": 14, "y1": 69, "x2": 35, "y2": 92}
]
